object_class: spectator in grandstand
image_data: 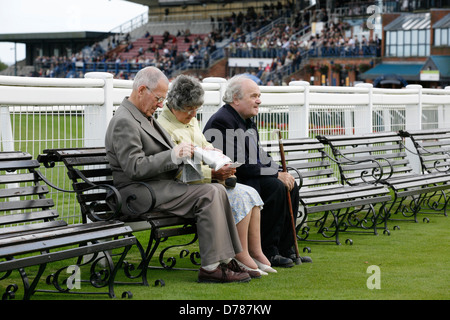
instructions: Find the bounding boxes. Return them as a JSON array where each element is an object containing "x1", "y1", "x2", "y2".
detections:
[
  {"x1": 203, "y1": 74, "x2": 313, "y2": 267},
  {"x1": 105, "y1": 66, "x2": 252, "y2": 283},
  {"x1": 157, "y1": 74, "x2": 275, "y2": 276}
]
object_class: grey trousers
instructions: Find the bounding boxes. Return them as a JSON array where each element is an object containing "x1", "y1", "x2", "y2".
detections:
[{"x1": 156, "y1": 183, "x2": 242, "y2": 266}]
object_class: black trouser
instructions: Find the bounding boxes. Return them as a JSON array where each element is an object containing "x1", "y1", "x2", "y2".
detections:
[{"x1": 258, "y1": 176, "x2": 299, "y2": 258}]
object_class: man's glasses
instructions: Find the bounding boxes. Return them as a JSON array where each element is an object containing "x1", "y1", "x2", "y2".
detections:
[{"x1": 145, "y1": 86, "x2": 166, "y2": 103}]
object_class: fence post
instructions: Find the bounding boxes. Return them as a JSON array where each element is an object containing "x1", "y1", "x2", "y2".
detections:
[
  {"x1": 405, "y1": 84, "x2": 422, "y2": 131},
  {"x1": 0, "y1": 106, "x2": 14, "y2": 151},
  {"x1": 202, "y1": 77, "x2": 227, "y2": 130},
  {"x1": 441, "y1": 86, "x2": 450, "y2": 128},
  {"x1": 405, "y1": 84, "x2": 423, "y2": 173},
  {"x1": 84, "y1": 72, "x2": 114, "y2": 147},
  {"x1": 355, "y1": 83, "x2": 373, "y2": 134},
  {"x1": 289, "y1": 80, "x2": 309, "y2": 138}
]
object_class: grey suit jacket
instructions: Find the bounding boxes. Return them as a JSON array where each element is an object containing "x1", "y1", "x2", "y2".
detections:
[{"x1": 105, "y1": 97, "x2": 188, "y2": 218}]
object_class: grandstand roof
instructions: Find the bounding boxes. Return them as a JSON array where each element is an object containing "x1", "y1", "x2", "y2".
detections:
[
  {"x1": 384, "y1": 13, "x2": 431, "y2": 31},
  {"x1": 0, "y1": 31, "x2": 110, "y2": 43},
  {"x1": 0, "y1": 31, "x2": 111, "y2": 65},
  {"x1": 433, "y1": 13, "x2": 450, "y2": 29},
  {"x1": 126, "y1": 0, "x2": 265, "y2": 8}
]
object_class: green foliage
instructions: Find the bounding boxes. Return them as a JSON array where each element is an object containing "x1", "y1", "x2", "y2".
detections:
[{"x1": 0, "y1": 60, "x2": 8, "y2": 72}]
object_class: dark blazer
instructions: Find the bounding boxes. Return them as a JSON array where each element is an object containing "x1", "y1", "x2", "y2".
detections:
[
  {"x1": 203, "y1": 104, "x2": 279, "y2": 193},
  {"x1": 105, "y1": 97, "x2": 188, "y2": 218}
]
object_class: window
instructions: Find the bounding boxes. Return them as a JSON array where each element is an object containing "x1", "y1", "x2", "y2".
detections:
[
  {"x1": 434, "y1": 28, "x2": 449, "y2": 46},
  {"x1": 435, "y1": 29, "x2": 441, "y2": 46},
  {"x1": 386, "y1": 29, "x2": 430, "y2": 57},
  {"x1": 442, "y1": 28, "x2": 448, "y2": 46}
]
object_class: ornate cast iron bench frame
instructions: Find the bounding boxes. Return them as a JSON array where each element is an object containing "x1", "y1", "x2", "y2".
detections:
[
  {"x1": 262, "y1": 138, "x2": 392, "y2": 246},
  {"x1": 0, "y1": 151, "x2": 136, "y2": 300},
  {"x1": 37, "y1": 147, "x2": 200, "y2": 285},
  {"x1": 318, "y1": 131, "x2": 450, "y2": 224}
]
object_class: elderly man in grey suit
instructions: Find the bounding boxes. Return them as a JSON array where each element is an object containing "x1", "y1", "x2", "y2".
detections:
[{"x1": 105, "y1": 66, "x2": 250, "y2": 283}]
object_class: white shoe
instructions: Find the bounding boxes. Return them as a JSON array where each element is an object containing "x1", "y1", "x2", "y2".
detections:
[
  {"x1": 253, "y1": 258, "x2": 277, "y2": 273},
  {"x1": 235, "y1": 259, "x2": 268, "y2": 276}
]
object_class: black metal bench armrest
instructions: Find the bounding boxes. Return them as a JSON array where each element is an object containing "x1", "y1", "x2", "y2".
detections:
[
  {"x1": 116, "y1": 181, "x2": 157, "y2": 217},
  {"x1": 74, "y1": 168, "x2": 157, "y2": 218},
  {"x1": 316, "y1": 135, "x2": 394, "y2": 183},
  {"x1": 35, "y1": 169, "x2": 123, "y2": 222}
]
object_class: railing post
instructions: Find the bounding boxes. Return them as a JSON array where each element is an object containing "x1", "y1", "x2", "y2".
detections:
[
  {"x1": 405, "y1": 84, "x2": 423, "y2": 131},
  {"x1": 84, "y1": 72, "x2": 114, "y2": 147},
  {"x1": 441, "y1": 86, "x2": 450, "y2": 128},
  {"x1": 355, "y1": 83, "x2": 373, "y2": 134},
  {"x1": 202, "y1": 77, "x2": 227, "y2": 130},
  {"x1": 289, "y1": 80, "x2": 309, "y2": 138},
  {"x1": 405, "y1": 84, "x2": 423, "y2": 173},
  {"x1": 0, "y1": 106, "x2": 14, "y2": 151}
]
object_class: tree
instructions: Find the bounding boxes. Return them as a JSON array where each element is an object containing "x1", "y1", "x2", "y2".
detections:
[{"x1": 0, "y1": 60, "x2": 8, "y2": 72}]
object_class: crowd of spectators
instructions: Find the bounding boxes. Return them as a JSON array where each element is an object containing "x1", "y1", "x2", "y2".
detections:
[{"x1": 31, "y1": 2, "x2": 380, "y2": 81}]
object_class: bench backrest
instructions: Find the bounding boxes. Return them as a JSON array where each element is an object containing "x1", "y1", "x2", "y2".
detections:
[
  {"x1": 317, "y1": 132, "x2": 414, "y2": 185},
  {"x1": 399, "y1": 128, "x2": 450, "y2": 174},
  {"x1": 39, "y1": 148, "x2": 114, "y2": 223},
  {"x1": 0, "y1": 151, "x2": 66, "y2": 239},
  {"x1": 261, "y1": 138, "x2": 341, "y2": 190}
]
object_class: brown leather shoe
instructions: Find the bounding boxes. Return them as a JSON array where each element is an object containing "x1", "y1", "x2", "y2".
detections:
[{"x1": 198, "y1": 263, "x2": 251, "y2": 283}]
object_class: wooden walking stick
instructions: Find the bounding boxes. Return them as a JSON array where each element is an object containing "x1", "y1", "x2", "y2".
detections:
[{"x1": 272, "y1": 129, "x2": 300, "y2": 261}]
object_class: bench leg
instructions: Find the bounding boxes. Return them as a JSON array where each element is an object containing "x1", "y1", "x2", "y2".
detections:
[
  {"x1": 22, "y1": 263, "x2": 47, "y2": 300},
  {"x1": 158, "y1": 233, "x2": 200, "y2": 270}
]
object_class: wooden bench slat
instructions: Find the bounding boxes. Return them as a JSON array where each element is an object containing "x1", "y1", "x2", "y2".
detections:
[
  {"x1": 0, "y1": 220, "x2": 67, "y2": 239},
  {"x1": 0, "y1": 236, "x2": 135, "y2": 273},
  {"x1": 0, "y1": 210, "x2": 59, "y2": 226},
  {"x1": 0, "y1": 198, "x2": 54, "y2": 212},
  {"x1": 0, "y1": 173, "x2": 37, "y2": 184},
  {"x1": 0, "y1": 152, "x2": 32, "y2": 161},
  {"x1": 0, "y1": 225, "x2": 132, "y2": 259},
  {"x1": 305, "y1": 195, "x2": 392, "y2": 214},
  {"x1": 0, "y1": 185, "x2": 49, "y2": 199},
  {"x1": 0, "y1": 159, "x2": 40, "y2": 171}
]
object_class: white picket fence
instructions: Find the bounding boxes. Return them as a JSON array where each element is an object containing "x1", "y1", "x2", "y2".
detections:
[{"x1": 1, "y1": 72, "x2": 450, "y2": 222}]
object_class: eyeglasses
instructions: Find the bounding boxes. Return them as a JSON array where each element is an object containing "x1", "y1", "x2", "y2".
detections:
[
  {"x1": 145, "y1": 86, "x2": 166, "y2": 103},
  {"x1": 183, "y1": 107, "x2": 202, "y2": 115}
]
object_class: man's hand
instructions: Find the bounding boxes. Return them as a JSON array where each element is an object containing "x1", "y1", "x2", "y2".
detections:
[{"x1": 278, "y1": 171, "x2": 295, "y2": 191}]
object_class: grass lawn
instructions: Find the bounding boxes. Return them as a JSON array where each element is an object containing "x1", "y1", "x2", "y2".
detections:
[{"x1": 2, "y1": 211, "x2": 448, "y2": 302}]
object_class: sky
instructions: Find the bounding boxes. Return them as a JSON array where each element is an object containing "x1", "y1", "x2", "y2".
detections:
[{"x1": 0, "y1": 0, "x2": 148, "y2": 65}]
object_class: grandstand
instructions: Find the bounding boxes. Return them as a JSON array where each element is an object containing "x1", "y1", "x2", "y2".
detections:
[{"x1": 1, "y1": 0, "x2": 449, "y2": 88}]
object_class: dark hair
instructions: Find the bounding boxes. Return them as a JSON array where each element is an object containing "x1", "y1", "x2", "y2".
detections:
[{"x1": 166, "y1": 74, "x2": 204, "y2": 111}]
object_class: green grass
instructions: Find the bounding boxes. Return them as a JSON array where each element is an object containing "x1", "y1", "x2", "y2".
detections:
[{"x1": 2, "y1": 212, "x2": 448, "y2": 301}]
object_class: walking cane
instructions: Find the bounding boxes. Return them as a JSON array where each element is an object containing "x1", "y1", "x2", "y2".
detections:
[{"x1": 272, "y1": 129, "x2": 300, "y2": 261}]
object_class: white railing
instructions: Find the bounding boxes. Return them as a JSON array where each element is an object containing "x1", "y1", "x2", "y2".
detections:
[{"x1": 1, "y1": 73, "x2": 450, "y2": 222}]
